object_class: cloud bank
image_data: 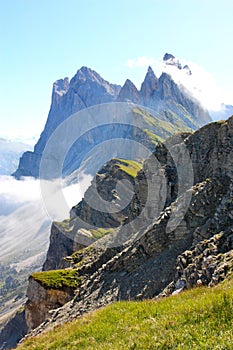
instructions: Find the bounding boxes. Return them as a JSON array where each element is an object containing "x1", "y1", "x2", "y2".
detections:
[{"x1": 0, "y1": 174, "x2": 90, "y2": 263}]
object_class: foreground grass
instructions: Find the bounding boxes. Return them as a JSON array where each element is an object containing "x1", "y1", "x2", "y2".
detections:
[{"x1": 18, "y1": 277, "x2": 233, "y2": 349}]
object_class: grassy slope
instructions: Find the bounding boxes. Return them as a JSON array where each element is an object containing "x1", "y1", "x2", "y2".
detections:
[
  {"x1": 113, "y1": 158, "x2": 143, "y2": 178},
  {"x1": 18, "y1": 276, "x2": 233, "y2": 349}
]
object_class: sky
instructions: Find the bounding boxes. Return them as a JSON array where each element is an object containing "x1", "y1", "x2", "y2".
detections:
[{"x1": 1, "y1": 0, "x2": 233, "y2": 143}]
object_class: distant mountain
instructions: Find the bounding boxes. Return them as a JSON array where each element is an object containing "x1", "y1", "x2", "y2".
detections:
[
  {"x1": 0, "y1": 139, "x2": 32, "y2": 175},
  {"x1": 13, "y1": 62, "x2": 211, "y2": 179}
]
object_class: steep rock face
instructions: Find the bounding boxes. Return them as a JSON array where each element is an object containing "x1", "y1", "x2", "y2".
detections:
[
  {"x1": 42, "y1": 222, "x2": 85, "y2": 271},
  {"x1": 185, "y1": 119, "x2": 233, "y2": 183},
  {"x1": 43, "y1": 159, "x2": 142, "y2": 271},
  {"x1": 13, "y1": 67, "x2": 121, "y2": 178},
  {"x1": 25, "y1": 275, "x2": 76, "y2": 331},
  {"x1": 25, "y1": 116, "x2": 233, "y2": 337}
]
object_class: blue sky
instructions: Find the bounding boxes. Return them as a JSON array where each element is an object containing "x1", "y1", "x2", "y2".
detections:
[{"x1": 1, "y1": 0, "x2": 233, "y2": 142}]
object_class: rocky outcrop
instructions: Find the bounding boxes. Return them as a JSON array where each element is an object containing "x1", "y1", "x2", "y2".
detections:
[
  {"x1": 25, "y1": 270, "x2": 78, "y2": 331},
  {"x1": 160, "y1": 229, "x2": 233, "y2": 297}
]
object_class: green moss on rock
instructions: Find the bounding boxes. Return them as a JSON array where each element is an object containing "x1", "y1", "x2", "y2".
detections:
[{"x1": 31, "y1": 269, "x2": 81, "y2": 289}]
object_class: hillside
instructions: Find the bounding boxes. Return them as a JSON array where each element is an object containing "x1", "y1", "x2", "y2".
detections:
[{"x1": 18, "y1": 276, "x2": 233, "y2": 349}]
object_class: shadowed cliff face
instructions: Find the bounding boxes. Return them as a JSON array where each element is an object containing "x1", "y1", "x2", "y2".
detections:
[{"x1": 19, "y1": 116, "x2": 233, "y2": 340}]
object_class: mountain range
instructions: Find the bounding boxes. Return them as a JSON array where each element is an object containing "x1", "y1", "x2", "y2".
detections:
[{"x1": 13, "y1": 53, "x2": 211, "y2": 179}]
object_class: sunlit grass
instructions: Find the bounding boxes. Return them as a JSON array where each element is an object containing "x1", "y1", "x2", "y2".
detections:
[
  {"x1": 113, "y1": 158, "x2": 143, "y2": 178},
  {"x1": 18, "y1": 276, "x2": 233, "y2": 349}
]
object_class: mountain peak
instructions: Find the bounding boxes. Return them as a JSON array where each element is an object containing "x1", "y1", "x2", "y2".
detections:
[
  {"x1": 53, "y1": 77, "x2": 70, "y2": 97},
  {"x1": 163, "y1": 53, "x2": 182, "y2": 70},
  {"x1": 73, "y1": 66, "x2": 102, "y2": 82},
  {"x1": 147, "y1": 66, "x2": 154, "y2": 74},
  {"x1": 140, "y1": 66, "x2": 158, "y2": 104},
  {"x1": 117, "y1": 79, "x2": 140, "y2": 103},
  {"x1": 163, "y1": 53, "x2": 175, "y2": 61}
]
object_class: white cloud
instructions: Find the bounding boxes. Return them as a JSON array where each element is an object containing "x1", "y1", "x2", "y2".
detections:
[
  {"x1": 0, "y1": 174, "x2": 92, "y2": 262},
  {"x1": 162, "y1": 60, "x2": 225, "y2": 111}
]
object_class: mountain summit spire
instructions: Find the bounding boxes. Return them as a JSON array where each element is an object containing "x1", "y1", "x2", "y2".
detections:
[{"x1": 140, "y1": 66, "x2": 158, "y2": 104}]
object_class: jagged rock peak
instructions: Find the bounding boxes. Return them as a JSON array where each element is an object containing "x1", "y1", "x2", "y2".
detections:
[
  {"x1": 73, "y1": 66, "x2": 103, "y2": 82},
  {"x1": 163, "y1": 53, "x2": 192, "y2": 75},
  {"x1": 183, "y1": 64, "x2": 192, "y2": 75},
  {"x1": 70, "y1": 66, "x2": 120, "y2": 93},
  {"x1": 163, "y1": 52, "x2": 182, "y2": 70},
  {"x1": 163, "y1": 53, "x2": 175, "y2": 61},
  {"x1": 140, "y1": 66, "x2": 158, "y2": 102},
  {"x1": 117, "y1": 79, "x2": 140, "y2": 103},
  {"x1": 53, "y1": 77, "x2": 70, "y2": 97}
]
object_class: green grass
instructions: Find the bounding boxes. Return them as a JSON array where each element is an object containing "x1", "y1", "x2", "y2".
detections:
[
  {"x1": 31, "y1": 269, "x2": 81, "y2": 289},
  {"x1": 133, "y1": 107, "x2": 158, "y2": 127},
  {"x1": 18, "y1": 276, "x2": 233, "y2": 349},
  {"x1": 113, "y1": 158, "x2": 143, "y2": 178},
  {"x1": 90, "y1": 227, "x2": 114, "y2": 239},
  {"x1": 143, "y1": 128, "x2": 164, "y2": 144}
]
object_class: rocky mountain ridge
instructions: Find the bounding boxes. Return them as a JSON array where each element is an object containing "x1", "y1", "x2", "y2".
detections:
[
  {"x1": 13, "y1": 56, "x2": 211, "y2": 179},
  {"x1": 6, "y1": 116, "x2": 230, "y2": 346}
]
